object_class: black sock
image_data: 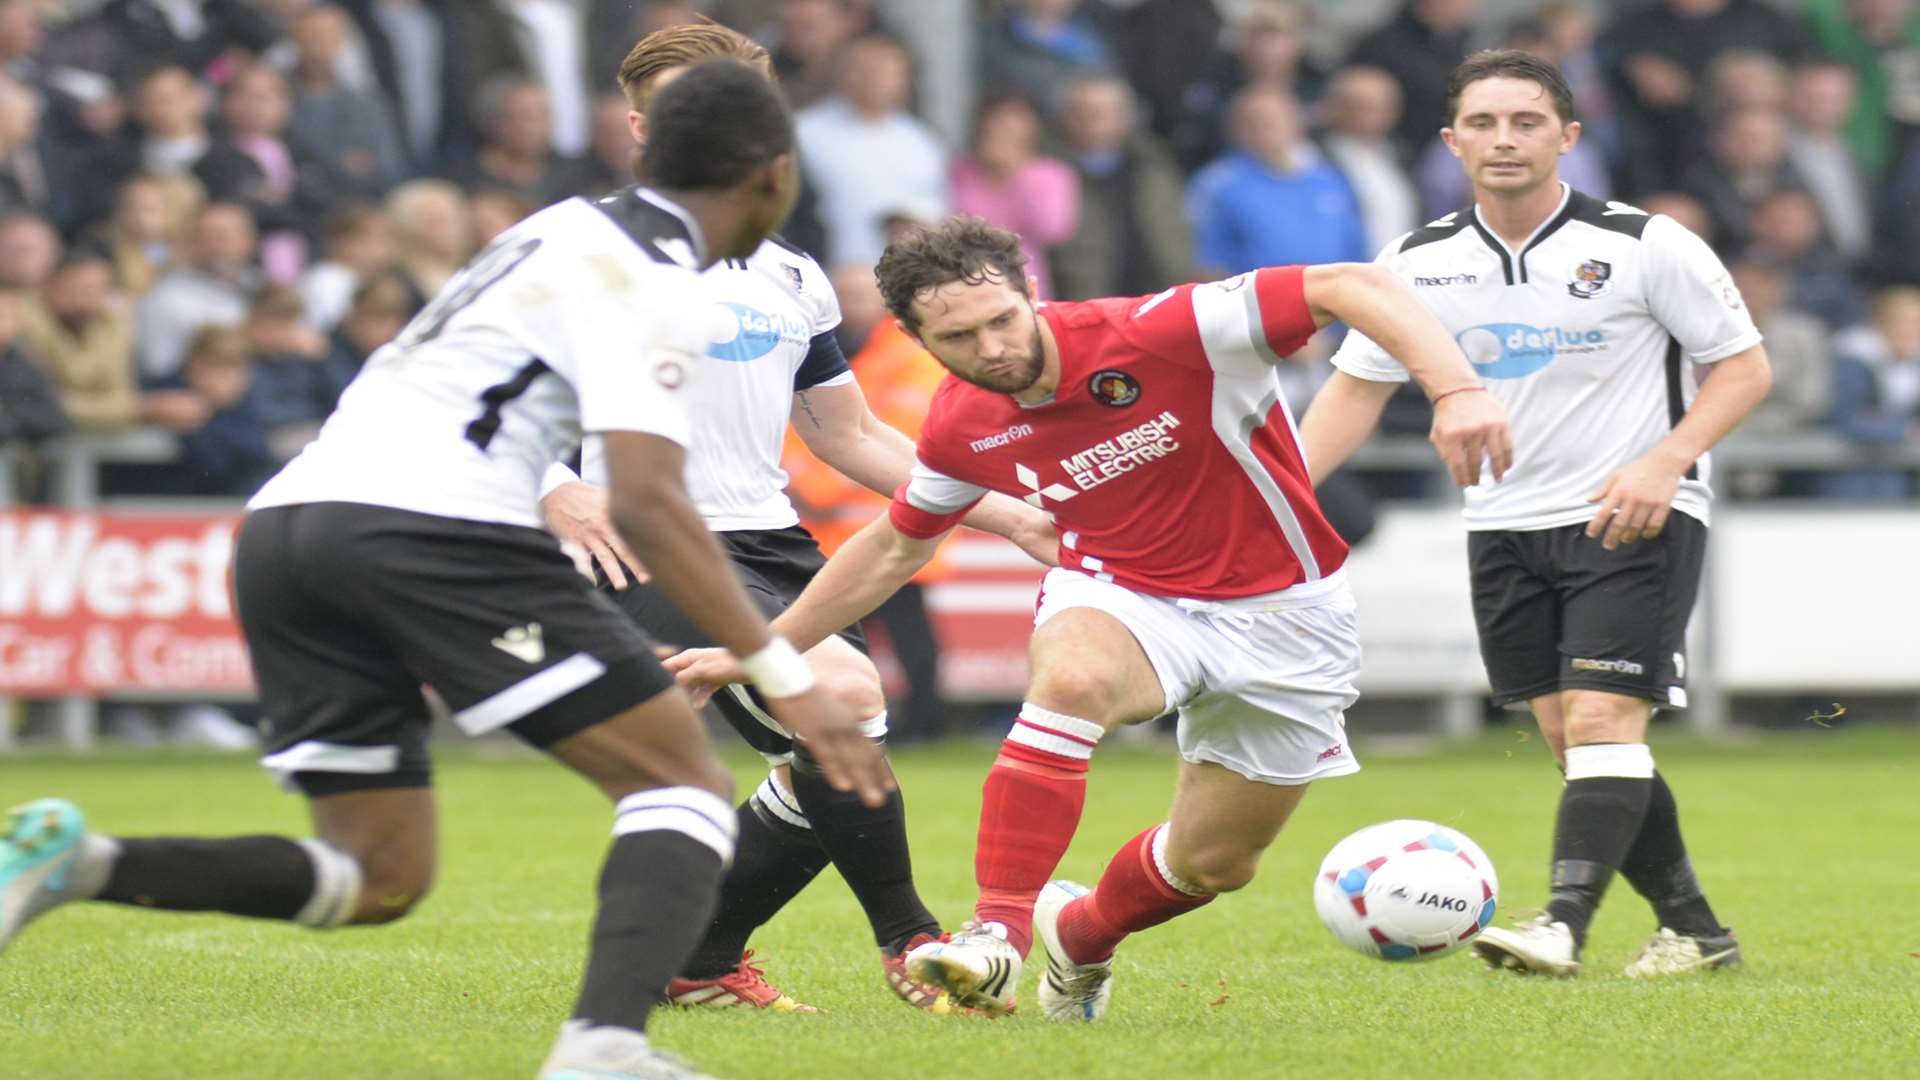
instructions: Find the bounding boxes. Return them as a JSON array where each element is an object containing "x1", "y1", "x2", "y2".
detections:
[
  {"x1": 680, "y1": 789, "x2": 830, "y2": 980},
  {"x1": 1620, "y1": 771, "x2": 1724, "y2": 937},
  {"x1": 573, "y1": 828, "x2": 727, "y2": 1031},
  {"x1": 98, "y1": 836, "x2": 319, "y2": 920},
  {"x1": 789, "y1": 742, "x2": 940, "y2": 955},
  {"x1": 1544, "y1": 776, "x2": 1652, "y2": 948}
]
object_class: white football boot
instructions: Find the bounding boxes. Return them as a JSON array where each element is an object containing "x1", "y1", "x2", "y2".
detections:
[
  {"x1": 1472, "y1": 914, "x2": 1581, "y2": 977},
  {"x1": 1624, "y1": 927, "x2": 1742, "y2": 978},
  {"x1": 1032, "y1": 880, "x2": 1114, "y2": 1022},
  {"x1": 903, "y1": 919, "x2": 1021, "y2": 1015},
  {"x1": 538, "y1": 1021, "x2": 719, "y2": 1080}
]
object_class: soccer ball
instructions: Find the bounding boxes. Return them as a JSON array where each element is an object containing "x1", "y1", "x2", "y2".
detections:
[{"x1": 1313, "y1": 819, "x2": 1499, "y2": 961}]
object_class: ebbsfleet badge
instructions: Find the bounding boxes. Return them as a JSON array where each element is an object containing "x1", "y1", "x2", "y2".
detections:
[
  {"x1": 1568, "y1": 258, "x2": 1612, "y2": 299},
  {"x1": 1088, "y1": 369, "x2": 1141, "y2": 407}
]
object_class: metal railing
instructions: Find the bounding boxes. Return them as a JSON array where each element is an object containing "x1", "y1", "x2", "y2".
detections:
[{"x1": 4, "y1": 426, "x2": 1917, "y2": 751}]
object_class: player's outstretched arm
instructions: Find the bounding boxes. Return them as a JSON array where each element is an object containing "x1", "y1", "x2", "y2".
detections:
[
  {"x1": 1298, "y1": 372, "x2": 1399, "y2": 487},
  {"x1": 793, "y1": 381, "x2": 1059, "y2": 565},
  {"x1": 602, "y1": 430, "x2": 892, "y2": 806},
  {"x1": 1301, "y1": 262, "x2": 1515, "y2": 487},
  {"x1": 663, "y1": 513, "x2": 945, "y2": 703}
]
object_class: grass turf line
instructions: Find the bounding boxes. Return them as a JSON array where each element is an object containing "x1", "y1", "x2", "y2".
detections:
[{"x1": 2, "y1": 728, "x2": 1915, "y2": 1079}]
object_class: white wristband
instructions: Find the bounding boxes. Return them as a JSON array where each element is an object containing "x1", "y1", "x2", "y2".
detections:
[{"x1": 739, "y1": 637, "x2": 815, "y2": 698}]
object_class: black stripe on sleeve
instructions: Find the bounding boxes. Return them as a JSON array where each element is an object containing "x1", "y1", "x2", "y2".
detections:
[
  {"x1": 794, "y1": 330, "x2": 851, "y2": 391},
  {"x1": 1663, "y1": 337, "x2": 1699, "y2": 481}
]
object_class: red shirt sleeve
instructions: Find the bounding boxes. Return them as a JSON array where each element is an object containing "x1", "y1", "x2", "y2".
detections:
[
  {"x1": 888, "y1": 483, "x2": 974, "y2": 539},
  {"x1": 1251, "y1": 265, "x2": 1315, "y2": 358}
]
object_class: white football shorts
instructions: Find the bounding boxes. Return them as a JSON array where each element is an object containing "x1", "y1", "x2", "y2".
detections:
[{"x1": 1033, "y1": 567, "x2": 1362, "y2": 785}]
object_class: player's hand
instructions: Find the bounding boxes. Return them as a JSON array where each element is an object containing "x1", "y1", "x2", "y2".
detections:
[
  {"x1": 1008, "y1": 513, "x2": 1061, "y2": 567},
  {"x1": 763, "y1": 684, "x2": 894, "y2": 808},
  {"x1": 1585, "y1": 450, "x2": 1687, "y2": 551},
  {"x1": 541, "y1": 480, "x2": 648, "y2": 589},
  {"x1": 1428, "y1": 389, "x2": 1513, "y2": 487},
  {"x1": 662, "y1": 646, "x2": 745, "y2": 708}
]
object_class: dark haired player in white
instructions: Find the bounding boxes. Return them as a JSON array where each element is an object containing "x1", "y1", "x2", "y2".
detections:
[
  {"x1": 667, "y1": 214, "x2": 1512, "y2": 1019},
  {"x1": 0, "y1": 61, "x2": 888, "y2": 1080},
  {"x1": 1302, "y1": 50, "x2": 1772, "y2": 978}
]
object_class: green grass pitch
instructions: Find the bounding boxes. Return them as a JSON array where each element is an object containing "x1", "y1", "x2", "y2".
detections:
[{"x1": 3, "y1": 727, "x2": 1915, "y2": 1079}]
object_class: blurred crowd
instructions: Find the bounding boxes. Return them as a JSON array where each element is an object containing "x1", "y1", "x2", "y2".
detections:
[{"x1": 0, "y1": 0, "x2": 1915, "y2": 507}]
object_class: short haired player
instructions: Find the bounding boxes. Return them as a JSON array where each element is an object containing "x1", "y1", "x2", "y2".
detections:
[
  {"x1": 667, "y1": 215, "x2": 1513, "y2": 1018},
  {"x1": 1301, "y1": 50, "x2": 1773, "y2": 978},
  {"x1": 0, "y1": 62, "x2": 888, "y2": 1080}
]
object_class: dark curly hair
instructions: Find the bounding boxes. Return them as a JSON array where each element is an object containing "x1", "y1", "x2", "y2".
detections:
[{"x1": 875, "y1": 215, "x2": 1030, "y2": 333}]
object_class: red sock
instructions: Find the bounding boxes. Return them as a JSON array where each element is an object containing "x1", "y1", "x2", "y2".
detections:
[
  {"x1": 1057, "y1": 823, "x2": 1215, "y2": 965},
  {"x1": 972, "y1": 705, "x2": 1103, "y2": 958}
]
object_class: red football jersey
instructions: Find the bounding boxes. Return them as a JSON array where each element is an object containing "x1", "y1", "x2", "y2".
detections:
[{"x1": 889, "y1": 266, "x2": 1349, "y2": 599}]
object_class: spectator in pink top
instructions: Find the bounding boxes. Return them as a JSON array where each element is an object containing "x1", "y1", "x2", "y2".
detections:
[{"x1": 948, "y1": 92, "x2": 1079, "y2": 299}]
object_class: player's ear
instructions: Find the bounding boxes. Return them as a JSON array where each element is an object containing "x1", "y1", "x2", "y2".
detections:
[
  {"x1": 627, "y1": 109, "x2": 647, "y2": 149},
  {"x1": 769, "y1": 153, "x2": 796, "y2": 193},
  {"x1": 1440, "y1": 127, "x2": 1461, "y2": 158},
  {"x1": 1025, "y1": 274, "x2": 1040, "y2": 300},
  {"x1": 1560, "y1": 119, "x2": 1582, "y2": 156}
]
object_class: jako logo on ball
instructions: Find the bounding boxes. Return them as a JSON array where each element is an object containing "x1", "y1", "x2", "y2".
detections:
[
  {"x1": 1455, "y1": 323, "x2": 1605, "y2": 379},
  {"x1": 1314, "y1": 819, "x2": 1499, "y2": 962}
]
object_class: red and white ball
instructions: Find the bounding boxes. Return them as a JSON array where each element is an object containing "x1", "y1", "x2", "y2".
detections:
[{"x1": 1313, "y1": 819, "x2": 1499, "y2": 961}]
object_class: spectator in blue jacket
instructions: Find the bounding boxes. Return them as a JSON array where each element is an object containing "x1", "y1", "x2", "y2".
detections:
[{"x1": 1187, "y1": 85, "x2": 1367, "y2": 277}]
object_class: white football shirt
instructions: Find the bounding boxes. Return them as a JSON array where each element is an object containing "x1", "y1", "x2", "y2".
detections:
[
  {"x1": 571, "y1": 235, "x2": 848, "y2": 531},
  {"x1": 1332, "y1": 185, "x2": 1762, "y2": 531},
  {"x1": 250, "y1": 189, "x2": 710, "y2": 528}
]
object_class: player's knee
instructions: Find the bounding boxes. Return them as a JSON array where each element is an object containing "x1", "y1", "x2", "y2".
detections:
[
  {"x1": 589, "y1": 738, "x2": 735, "y2": 804},
  {"x1": 1026, "y1": 667, "x2": 1120, "y2": 728},
  {"x1": 1561, "y1": 692, "x2": 1648, "y2": 747},
  {"x1": 644, "y1": 757, "x2": 735, "y2": 804},
  {"x1": 1167, "y1": 844, "x2": 1256, "y2": 894},
  {"x1": 816, "y1": 661, "x2": 886, "y2": 720},
  {"x1": 347, "y1": 853, "x2": 435, "y2": 925}
]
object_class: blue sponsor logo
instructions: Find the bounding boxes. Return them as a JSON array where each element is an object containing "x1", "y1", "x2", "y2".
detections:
[
  {"x1": 708, "y1": 302, "x2": 811, "y2": 362},
  {"x1": 1454, "y1": 323, "x2": 1604, "y2": 379}
]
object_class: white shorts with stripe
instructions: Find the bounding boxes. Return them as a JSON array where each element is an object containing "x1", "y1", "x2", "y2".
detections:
[{"x1": 1033, "y1": 567, "x2": 1362, "y2": 785}]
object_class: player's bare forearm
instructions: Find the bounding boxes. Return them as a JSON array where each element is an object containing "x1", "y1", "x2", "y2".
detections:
[
  {"x1": 1300, "y1": 371, "x2": 1398, "y2": 486},
  {"x1": 795, "y1": 381, "x2": 919, "y2": 495},
  {"x1": 1651, "y1": 346, "x2": 1774, "y2": 471},
  {"x1": 1301, "y1": 263, "x2": 1514, "y2": 485},
  {"x1": 796, "y1": 382, "x2": 1056, "y2": 561},
  {"x1": 1301, "y1": 263, "x2": 1480, "y2": 395},
  {"x1": 770, "y1": 515, "x2": 943, "y2": 652},
  {"x1": 601, "y1": 432, "x2": 775, "y2": 658}
]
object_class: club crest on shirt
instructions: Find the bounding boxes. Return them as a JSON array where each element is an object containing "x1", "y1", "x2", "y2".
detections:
[
  {"x1": 782, "y1": 263, "x2": 805, "y2": 292},
  {"x1": 1568, "y1": 259, "x2": 1612, "y2": 299},
  {"x1": 1088, "y1": 369, "x2": 1141, "y2": 407}
]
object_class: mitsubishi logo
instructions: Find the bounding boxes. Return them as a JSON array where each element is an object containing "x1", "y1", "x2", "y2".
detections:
[{"x1": 1015, "y1": 463, "x2": 1077, "y2": 508}]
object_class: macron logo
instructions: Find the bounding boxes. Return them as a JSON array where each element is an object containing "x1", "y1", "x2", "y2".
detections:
[
  {"x1": 970, "y1": 423, "x2": 1034, "y2": 453},
  {"x1": 1414, "y1": 273, "x2": 1478, "y2": 287},
  {"x1": 492, "y1": 623, "x2": 545, "y2": 664}
]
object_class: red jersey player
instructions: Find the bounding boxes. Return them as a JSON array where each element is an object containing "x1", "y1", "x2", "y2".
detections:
[{"x1": 669, "y1": 217, "x2": 1512, "y2": 1019}]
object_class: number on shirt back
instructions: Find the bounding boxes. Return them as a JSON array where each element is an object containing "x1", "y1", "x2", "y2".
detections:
[{"x1": 395, "y1": 237, "x2": 544, "y2": 349}]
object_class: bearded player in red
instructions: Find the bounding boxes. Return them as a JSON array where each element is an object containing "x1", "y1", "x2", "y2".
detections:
[{"x1": 669, "y1": 216, "x2": 1512, "y2": 1019}]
